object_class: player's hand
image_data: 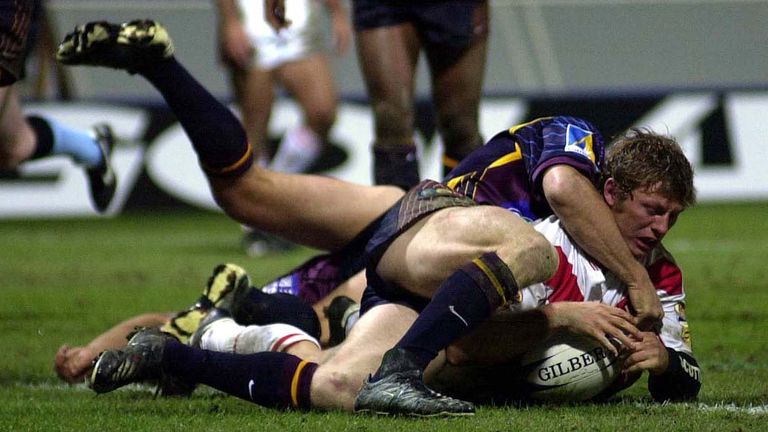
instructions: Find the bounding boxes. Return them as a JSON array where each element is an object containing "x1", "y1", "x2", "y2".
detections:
[
  {"x1": 328, "y1": 5, "x2": 352, "y2": 55},
  {"x1": 217, "y1": 20, "x2": 254, "y2": 70},
  {"x1": 548, "y1": 301, "x2": 641, "y2": 356},
  {"x1": 626, "y1": 277, "x2": 664, "y2": 332},
  {"x1": 622, "y1": 331, "x2": 669, "y2": 375},
  {"x1": 54, "y1": 344, "x2": 97, "y2": 384},
  {"x1": 265, "y1": 0, "x2": 291, "y2": 31}
]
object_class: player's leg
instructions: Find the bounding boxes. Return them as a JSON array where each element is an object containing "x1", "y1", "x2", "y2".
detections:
[
  {"x1": 357, "y1": 205, "x2": 558, "y2": 414},
  {"x1": 57, "y1": 20, "x2": 403, "y2": 250},
  {"x1": 230, "y1": 63, "x2": 275, "y2": 166},
  {"x1": 424, "y1": 0, "x2": 488, "y2": 176},
  {"x1": 355, "y1": 22, "x2": 421, "y2": 189},
  {"x1": 0, "y1": 85, "x2": 116, "y2": 212},
  {"x1": 0, "y1": 85, "x2": 36, "y2": 168},
  {"x1": 270, "y1": 54, "x2": 337, "y2": 173}
]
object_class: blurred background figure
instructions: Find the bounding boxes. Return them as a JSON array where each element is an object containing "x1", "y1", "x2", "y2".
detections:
[
  {"x1": 352, "y1": 0, "x2": 489, "y2": 190},
  {"x1": 214, "y1": 0, "x2": 352, "y2": 255},
  {"x1": 0, "y1": 0, "x2": 116, "y2": 213}
]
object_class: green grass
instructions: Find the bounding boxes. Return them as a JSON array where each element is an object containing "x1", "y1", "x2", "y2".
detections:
[{"x1": 1, "y1": 204, "x2": 767, "y2": 431}]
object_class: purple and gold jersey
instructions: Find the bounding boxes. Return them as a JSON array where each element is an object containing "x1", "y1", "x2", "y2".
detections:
[{"x1": 444, "y1": 116, "x2": 605, "y2": 221}]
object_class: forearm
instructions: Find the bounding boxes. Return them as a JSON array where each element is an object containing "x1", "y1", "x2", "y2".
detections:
[
  {"x1": 320, "y1": 0, "x2": 345, "y2": 14},
  {"x1": 85, "y1": 312, "x2": 172, "y2": 354},
  {"x1": 543, "y1": 166, "x2": 648, "y2": 287},
  {"x1": 214, "y1": 0, "x2": 241, "y2": 24}
]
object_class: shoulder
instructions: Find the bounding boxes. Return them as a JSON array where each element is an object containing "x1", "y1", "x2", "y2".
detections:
[{"x1": 645, "y1": 245, "x2": 683, "y2": 297}]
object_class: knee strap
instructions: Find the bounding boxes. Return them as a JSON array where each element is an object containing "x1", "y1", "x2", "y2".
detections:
[{"x1": 463, "y1": 252, "x2": 521, "y2": 308}]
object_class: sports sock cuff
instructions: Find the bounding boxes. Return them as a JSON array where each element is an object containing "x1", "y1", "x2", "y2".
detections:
[
  {"x1": 462, "y1": 252, "x2": 521, "y2": 309},
  {"x1": 200, "y1": 141, "x2": 254, "y2": 177},
  {"x1": 26, "y1": 116, "x2": 54, "y2": 159},
  {"x1": 291, "y1": 360, "x2": 319, "y2": 410}
]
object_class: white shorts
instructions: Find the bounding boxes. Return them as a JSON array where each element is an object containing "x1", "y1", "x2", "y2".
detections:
[{"x1": 237, "y1": 0, "x2": 327, "y2": 70}]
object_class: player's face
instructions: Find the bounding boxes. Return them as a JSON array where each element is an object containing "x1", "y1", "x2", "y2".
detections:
[{"x1": 605, "y1": 180, "x2": 685, "y2": 259}]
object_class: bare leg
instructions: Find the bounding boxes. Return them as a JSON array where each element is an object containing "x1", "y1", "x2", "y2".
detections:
[
  {"x1": 210, "y1": 169, "x2": 402, "y2": 251},
  {"x1": 310, "y1": 303, "x2": 419, "y2": 410},
  {"x1": 230, "y1": 64, "x2": 275, "y2": 164},
  {"x1": 276, "y1": 54, "x2": 338, "y2": 143},
  {"x1": 356, "y1": 23, "x2": 421, "y2": 189},
  {"x1": 0, "y1": 85, "x2": 37, "y2": 168},
  {"x1": 425, "y1": 1, "x2": 488, "y2": 175}
]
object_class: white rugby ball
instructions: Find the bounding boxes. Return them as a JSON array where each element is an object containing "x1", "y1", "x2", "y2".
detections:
[{"x1": 518, "y1": 332, "x2": 622, "y2": 402}]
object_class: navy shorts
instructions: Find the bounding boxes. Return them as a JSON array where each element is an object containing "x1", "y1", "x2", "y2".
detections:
[
  {"x1": 352, "y1": 0, "x2": 486, "y2": 47},
  {"x1": 360, "y1": 179, "x2": 477, "y2": 314},
  {"x1": 0, "y1": 0, "x2": 41, "y2": 86}
]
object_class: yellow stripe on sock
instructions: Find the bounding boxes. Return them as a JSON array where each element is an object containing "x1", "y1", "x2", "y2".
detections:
[
  {"x1": 203, "y1": 142, "x2": 253, "y2": 174},
  {"x1": 290, "y1": 360, "x2": 310, "y2": 408},
  {"x1": 472, "y1": 257, "x2": 508, "y2": 306}
]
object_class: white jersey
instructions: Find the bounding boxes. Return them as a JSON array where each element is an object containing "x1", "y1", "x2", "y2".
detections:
[
  {"x1": 510, "y1": 216, "x2": 693, "y2": 356},
  {"x1": 237, "y1": 0, "x2": 326, "y2": 69}
]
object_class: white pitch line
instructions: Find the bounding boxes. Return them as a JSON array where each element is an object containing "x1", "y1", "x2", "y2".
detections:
[{"x1": 632, "y1": 401, "x2": 768, "y2": 416}]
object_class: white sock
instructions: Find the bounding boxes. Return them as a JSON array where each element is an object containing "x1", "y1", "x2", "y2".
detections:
[
  {"x1": 269, "y1": 126, "x2": 322, "y2": 173},
  {"x1": 199, "y1": 318, "x2": 320, "y2": 354}
]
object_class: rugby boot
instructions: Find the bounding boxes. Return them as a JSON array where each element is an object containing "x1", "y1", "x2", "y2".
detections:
[
  {"x1": 56, "y1": 19, "x2": 174, "y2": 74},
  {"x1": 188, "y1": 307, "x2": 232, "y2": 349},
  {"x1": 354, "y1": 348, "x2": 475, "y2": 417},
  {"x1": 87, "y1": 123, "x2": 117, "y2": 213},
  {"x1": 88, "y1": 327, "x2": 173, "y2": 394},
  {"x1": 324, "y1": 295, "x2": 359, "y2": 347},
  {"x1": 160, "y1": 263, "x2": 251, "y2": 344}
]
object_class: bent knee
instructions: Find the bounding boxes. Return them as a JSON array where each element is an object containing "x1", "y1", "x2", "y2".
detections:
[{"x1": 498, "y1": 231, "x2": 559, "y2": 287}]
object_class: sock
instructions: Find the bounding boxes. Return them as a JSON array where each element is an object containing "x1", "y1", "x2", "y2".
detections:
[
  {"x1": 373, "y1": 144, "x2": 420, "y2": 190},
  {"x1": 270, "y1": 126, "x2": 322, "y2": 173},
  {"x1": 442, "y1": 136, "x2": 482, "y2": 178},
  {"x1": 234, "y1": 289, "x2": 321, "y2": 340},
  {"x1": 200, "y1": 317, "x2": 320, "y2": 354},
  {"x1": 384, "y1": 252, "x2": 519, "y2": 373},
  {"x1": 138, "y1": 58, "x2": 253, "y2": 177},
  {"x1": 163, "y1": 339, "x2": 317, "y2": 409},
  {"x1": 26, "y1": 116, "x2": 102, "y2": 167}
]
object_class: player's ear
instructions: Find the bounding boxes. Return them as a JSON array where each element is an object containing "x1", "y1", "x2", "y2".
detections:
[{"x1": 603, "y1": 178, "x2": 618, "y2": 208}]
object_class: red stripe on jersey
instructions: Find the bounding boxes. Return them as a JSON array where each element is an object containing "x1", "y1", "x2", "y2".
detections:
[
  {"x1": 647, "y1": 258, "x2": 683, "y2": 296},
  {"x1": 272, "y1": 334, "x2": 300, "y2": 352},
  {"x1": 545, "y1": 247, "x2": 585, "y2": 302}
]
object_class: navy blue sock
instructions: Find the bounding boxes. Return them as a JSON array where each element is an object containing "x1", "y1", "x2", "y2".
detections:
[
  {"x1": 162, "y1": 339, "x2": 317, "y2": 410},
  {"x1": 138, "y1": 58, "x2": 252, "y2": 176},
  {"x1": 387, "y1": 252, "x2": 519, "y2": 372},
  {"x1": 234, "y1": 289, "x2": 321, "y2": 340}
]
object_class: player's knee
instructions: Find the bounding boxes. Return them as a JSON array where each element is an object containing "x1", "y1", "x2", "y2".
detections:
[
  {"x1": 498, "y1": 232, "x2": 559, "y2": 285},
  {"x1": 525, "y1": 234, "x2": 559, "y2": 281},
  {"x1": 305, "y1": 104, "x2": 337, "y2": 134}
]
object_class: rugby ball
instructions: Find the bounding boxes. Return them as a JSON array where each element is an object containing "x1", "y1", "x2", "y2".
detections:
[{"x1": 518, "y1": 332, "x2": 622, "y2": 402}]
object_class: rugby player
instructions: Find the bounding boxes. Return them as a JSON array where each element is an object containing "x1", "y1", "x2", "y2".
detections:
[
  {"x1": 0, "y1": 0, "x2": 116, "y2": 213},
  {"x1": 85, "y1": 128, "x2": 701, "y2": 413},
  {"x1": 56, "y1": 19, "x2": 664, "y2": 336}
]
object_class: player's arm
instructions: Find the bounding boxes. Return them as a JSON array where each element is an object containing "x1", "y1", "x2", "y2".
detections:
[
  {"x1": 54, "y1": 312, "x2": 172, "y2": 383},
  {"x1": 447, "y1": 301, "x2": 640, "y2": 365},
  {"x1": 214, "y1": 0, "x2": 254, "y2": 70},
  {"x1": 321, "y1": 0, "x2": 352, "y2": 55},
  {"x1": 622, "y1": 331, "x2": 701, "y2": 401},
  {"x1": 542, "y1": 164, "x2": 663, "y2": 330}
]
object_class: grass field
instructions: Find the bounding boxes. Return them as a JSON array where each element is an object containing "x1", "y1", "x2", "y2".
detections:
[{"x1": 2, "y1": 203, "x2": 767, "y2": 431}]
